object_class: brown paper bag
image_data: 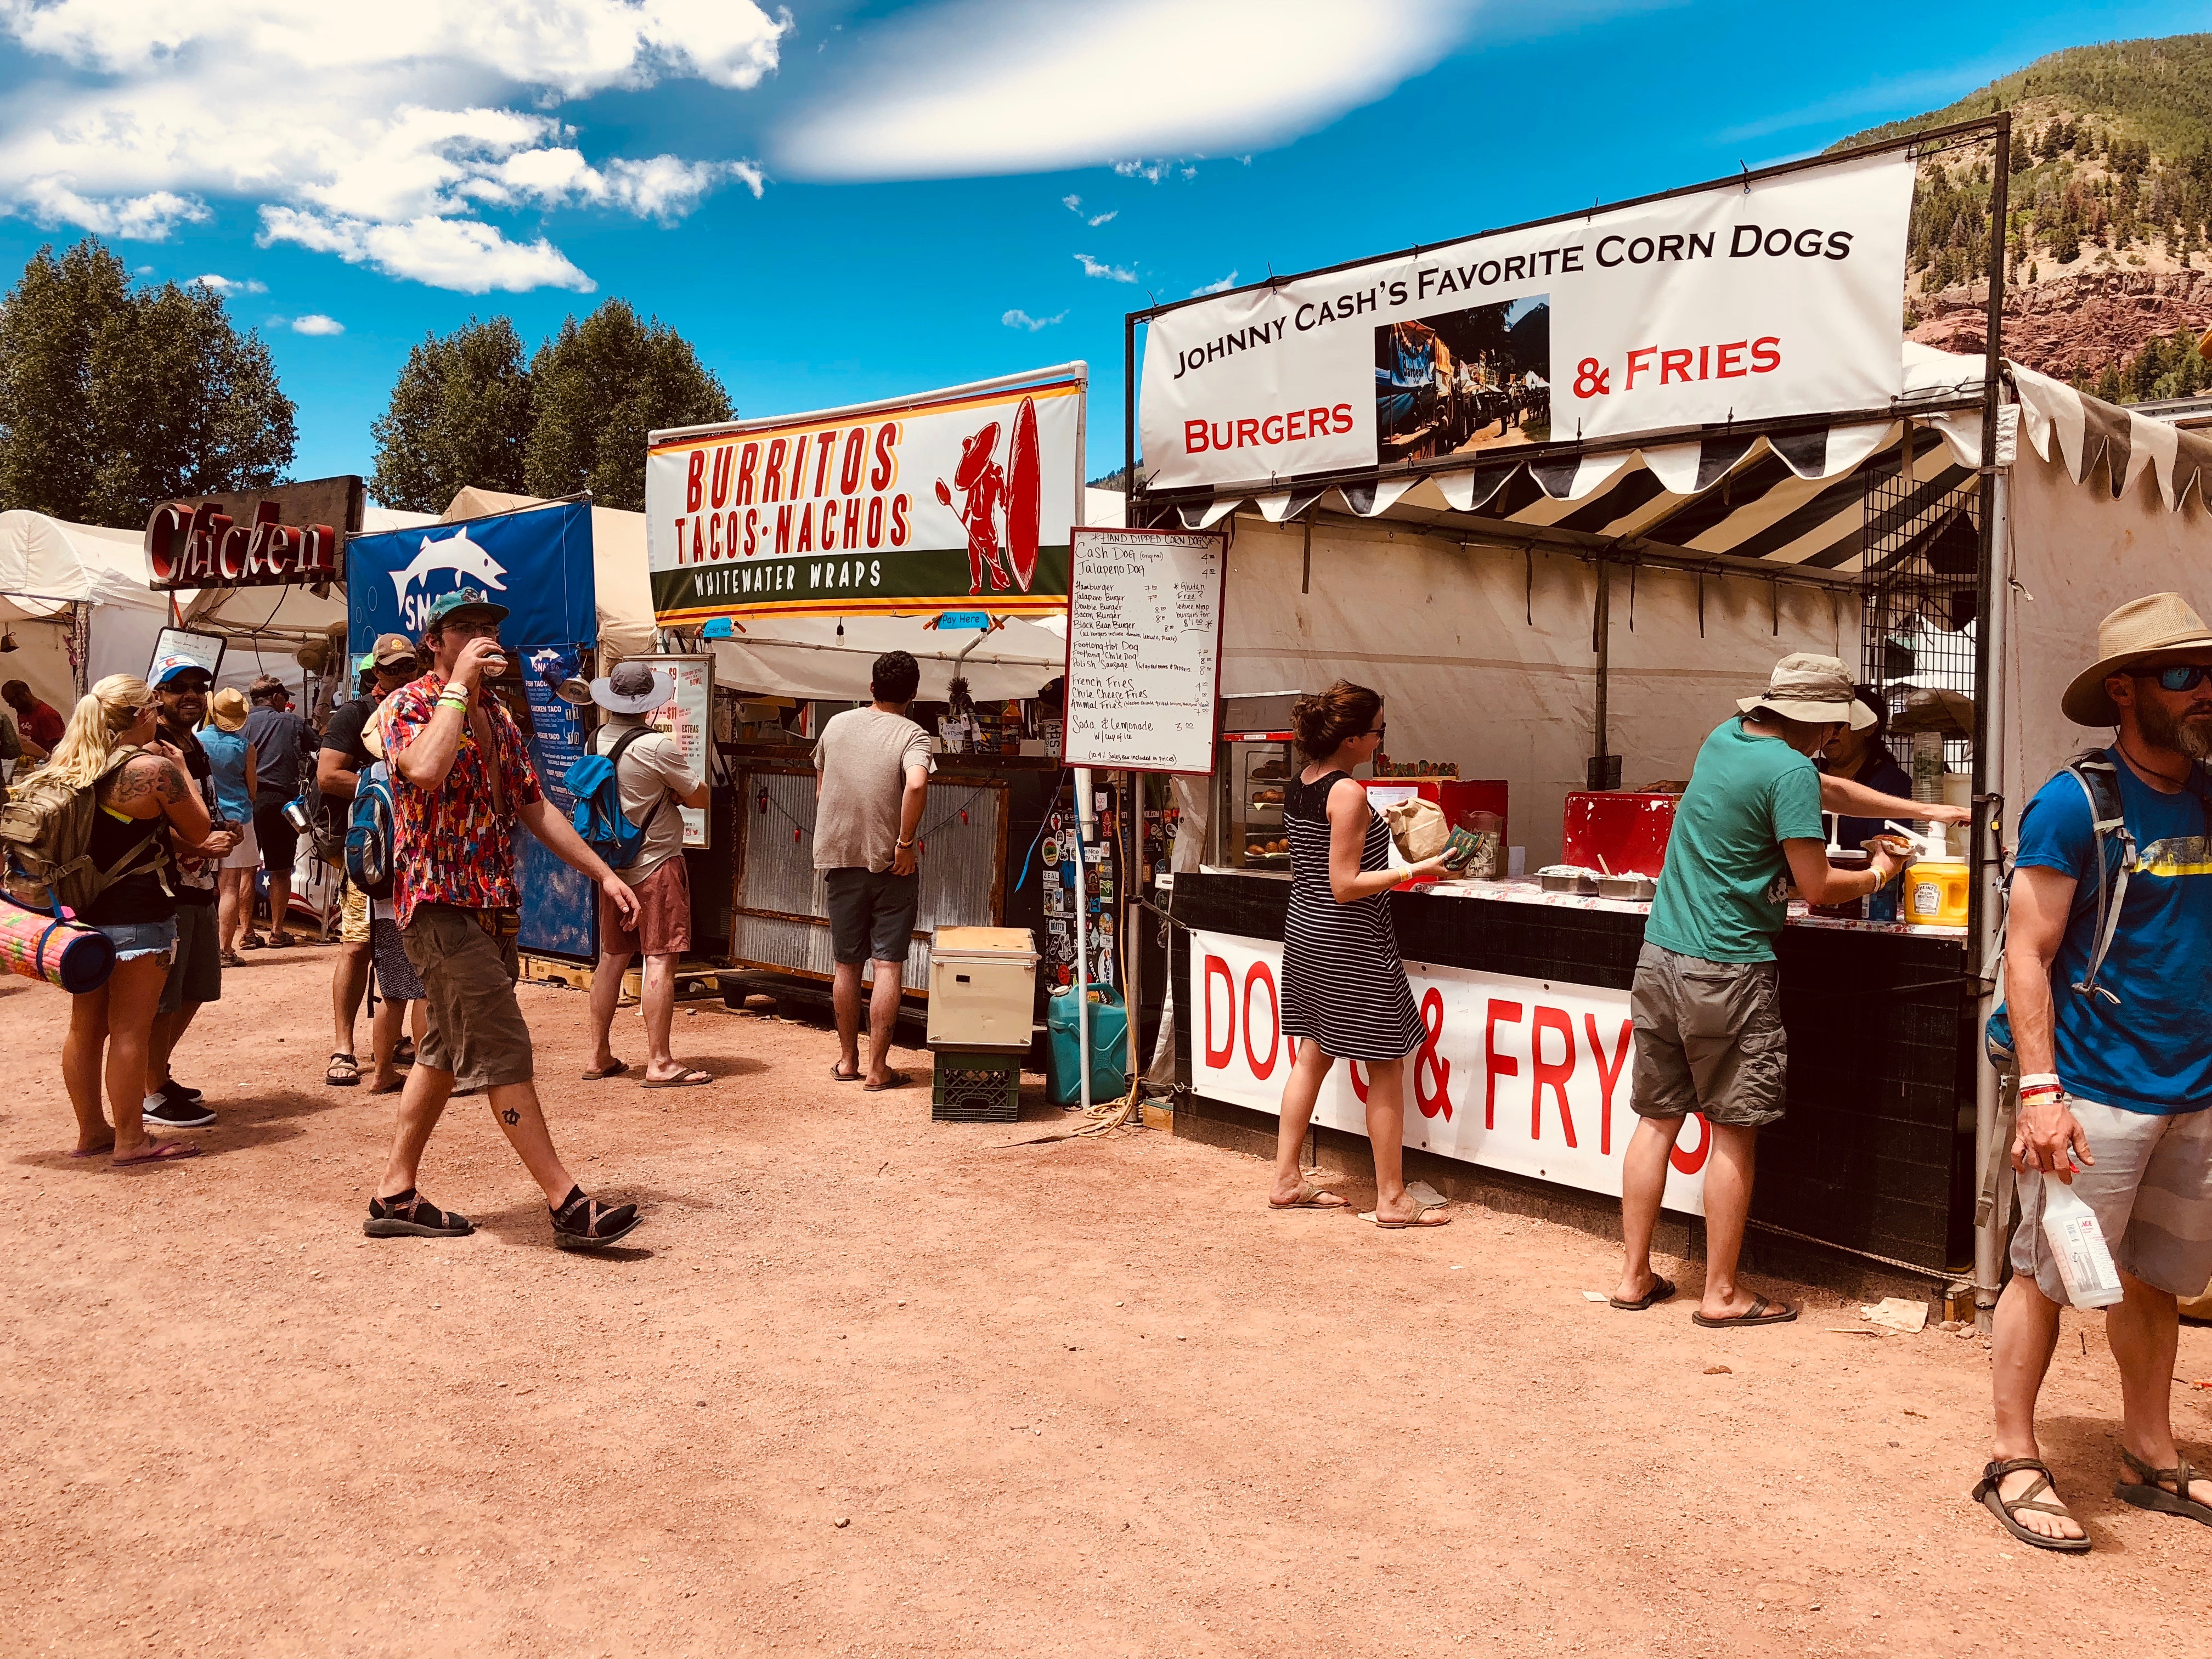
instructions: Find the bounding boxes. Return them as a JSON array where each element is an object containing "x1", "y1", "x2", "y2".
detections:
[{"x1": 1380, "y1": 797, "x2": 1448, "y2": 862}]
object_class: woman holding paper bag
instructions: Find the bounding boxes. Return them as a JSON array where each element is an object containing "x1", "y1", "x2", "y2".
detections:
[{"x1": 1267, "y1": 680, "x2": 1452, "y2": 1226}]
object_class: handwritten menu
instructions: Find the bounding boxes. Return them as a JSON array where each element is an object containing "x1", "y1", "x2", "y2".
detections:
[
  {"x1": 641, "y1": 654, "x2": 714, "y2": 849},
  {"x1": 1062, "y1": 526, "x2": 1226, "y2": 775}
]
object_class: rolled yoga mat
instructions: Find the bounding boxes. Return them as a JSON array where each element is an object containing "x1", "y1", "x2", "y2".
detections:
[{"x1": 0, "y1": 895, "x2": 117, "y2": 993}]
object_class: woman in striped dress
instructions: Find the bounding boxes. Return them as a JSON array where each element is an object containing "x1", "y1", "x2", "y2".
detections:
[{"x1": 1269, "y1": 681, "x2": 1452, "y2": 1227}]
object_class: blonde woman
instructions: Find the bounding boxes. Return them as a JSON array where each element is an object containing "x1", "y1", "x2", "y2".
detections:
[{"x1": 48, "y1": 676, "x2": 212, "y2": 1164}]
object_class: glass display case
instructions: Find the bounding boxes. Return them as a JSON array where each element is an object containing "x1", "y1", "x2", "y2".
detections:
[{"x1": 1210, "y1": 691, "x2": 1302, "y2": 872}]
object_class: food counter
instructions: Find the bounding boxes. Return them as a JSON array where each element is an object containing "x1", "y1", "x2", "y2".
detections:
[{"x1": 1168, "y1": 868, "x2": 1976, "y2": 1273}]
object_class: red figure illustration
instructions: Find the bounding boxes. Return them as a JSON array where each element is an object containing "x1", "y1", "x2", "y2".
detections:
[{"x1": 934, "y1": 394, "x2": 1043, "y2": 597}]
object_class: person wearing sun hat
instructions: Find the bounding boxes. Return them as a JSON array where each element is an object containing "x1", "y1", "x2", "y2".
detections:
[
  {"x1": 200, "y1": 687, "x2": 259, "y2": 964},
  {"x1": 582, "y1": 659, "x2": 711, "y2": 1088},
  {"x1": 1978, "y1": 592, "x2": 2212, "y2": 1553},
  {"x1": 1609, "y1": 652, "x2": 1914, "y2": 1327}
]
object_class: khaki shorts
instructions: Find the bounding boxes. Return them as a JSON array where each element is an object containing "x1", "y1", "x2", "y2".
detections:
[
  {"x1": 400, "y1": 904, "x2": 532, "y2": 1090},
  {"x1": 338, "y1": 881, "x2": 372, "y2": 945},
  {"x1": 2010, "y1": 1097, "x2": 2212, "y2": 1304},
  {"x1": 600, "y1": 856, "x2": 692, "y2": 959},
  {"x1": 1629, "y1": 941, "x2": 1787, "y2": 1130}
]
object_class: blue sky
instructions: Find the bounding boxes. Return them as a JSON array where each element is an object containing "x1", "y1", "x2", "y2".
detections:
[{"x1": 0, "y1": 0, "x2": 2203, "y2": 498}]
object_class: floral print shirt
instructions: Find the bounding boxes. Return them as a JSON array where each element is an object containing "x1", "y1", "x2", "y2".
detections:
[{"x1": 382, "y1": 670, "x2": 543, "y2": 927}]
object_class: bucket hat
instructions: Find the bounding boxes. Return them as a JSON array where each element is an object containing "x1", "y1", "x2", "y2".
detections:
[
  {"x1": 208, "y1": 687, "x2": 249, "y2": 731},
  {"x1": 589, "y1": 658, "x2": 673, "y2": 715},
  {"x1": 1737, "y1": 653, "x2": 1876, "y2": 730},
  {"x1": 2062, "y1": 592, "x2": 2212, "y2": 726}
]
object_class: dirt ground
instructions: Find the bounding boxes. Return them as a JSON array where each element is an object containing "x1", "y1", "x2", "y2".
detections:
[{"x1": 5, "y1": 946, "x2": 2211, "y2": 1659}]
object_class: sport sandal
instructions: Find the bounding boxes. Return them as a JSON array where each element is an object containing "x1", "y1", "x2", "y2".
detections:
[
  {"x1": 1972, "y1": 1457, "x2": 2091, "y2": 1551},
  {"x1": 2115, "y1": 1447, "x2": 2212, "y2": 1527},
  {"x1": 364, "y1": 1189, "x2": 474, "y2": 1239},
  {"x1": 551, "y1": 1186, "x2": 641, "y2": 1251}
]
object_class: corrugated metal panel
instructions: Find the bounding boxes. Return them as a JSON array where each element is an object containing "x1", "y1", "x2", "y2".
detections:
[
  {"x1": 741, "y1": 770, "x2": 825, "y2": 920},
  {"x1": 732, "y1": 912, "x2": 836, "y2": 977}
]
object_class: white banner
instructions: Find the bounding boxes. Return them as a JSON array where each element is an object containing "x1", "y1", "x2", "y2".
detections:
[
  {"x1": 1141, "y1": 152, "x2": 1913, "y2": 492},
  {"x1": 1191, "y1": 929, "x2": 1707, "y2": 1215}
]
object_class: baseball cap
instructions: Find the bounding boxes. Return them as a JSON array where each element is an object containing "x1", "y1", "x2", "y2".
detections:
[
  {"x1": 151, "y1": 652, "x2": 212, "y2": 689},
  {"x1": 370, "y1": 633, "x2": 420, "y2": 668},
  {"x1": 425, "y1": 586, "x2": 509, "y2": 628}
]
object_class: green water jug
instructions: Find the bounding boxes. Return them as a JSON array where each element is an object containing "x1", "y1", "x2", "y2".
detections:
[{"x1": 1046, "y1": 986, "x2": 1129, "y2": 1107}]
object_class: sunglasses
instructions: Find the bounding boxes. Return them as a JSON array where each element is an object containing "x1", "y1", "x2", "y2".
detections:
[{"x1": 2133, "y1": 664, "x2": 2212, "y2": 694}]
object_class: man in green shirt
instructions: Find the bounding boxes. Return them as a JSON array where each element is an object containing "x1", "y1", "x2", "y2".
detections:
[{"x1": 1610, "y1": 654, "x2": 1913, "y2": 1325}]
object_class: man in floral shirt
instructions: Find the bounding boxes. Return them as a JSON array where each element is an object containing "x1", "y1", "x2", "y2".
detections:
[{"x1": 365, "y1": 587, "x2": 645, "y2": 1252}]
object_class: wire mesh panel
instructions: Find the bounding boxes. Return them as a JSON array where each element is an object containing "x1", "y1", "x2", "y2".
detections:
[{"x1": 1859, "y1": 424, "x2": 1981, "y2": 773}]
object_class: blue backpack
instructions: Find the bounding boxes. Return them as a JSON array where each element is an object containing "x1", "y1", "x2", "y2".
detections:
[
  {"x1": 345, "y1": 763, "x2": 399, "y2": 900},
  {"x1": 564, "y1": 727, "x2": 665, "y2": 871}
]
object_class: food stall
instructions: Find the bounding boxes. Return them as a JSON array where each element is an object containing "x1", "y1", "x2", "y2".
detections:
[{"x1": 1129, "y1": 115, "x2": 2212, "y2": 1308}]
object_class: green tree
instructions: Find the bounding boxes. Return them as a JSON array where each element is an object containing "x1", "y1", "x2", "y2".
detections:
[
  {"x1": 369, "y1": 317, "x2": 534, "y2": 512},
  {"x1": 0, "y1": 237, "x2": 294, "y2": 524},
  {"x1": 524, "y1": 300, "x2": 731, "y2": 512}
]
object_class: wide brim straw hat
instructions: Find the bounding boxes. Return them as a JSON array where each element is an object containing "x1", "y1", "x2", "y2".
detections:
[
  {"x1": 1736, "y1": 652, "x2": 1876, "y2": 730},
  {"x1": 208, "y1": 687, "x2": 250, "y2": 731},
  {"x1": 2062, "y1": 592, "x2": 2212, "y2": 726}
]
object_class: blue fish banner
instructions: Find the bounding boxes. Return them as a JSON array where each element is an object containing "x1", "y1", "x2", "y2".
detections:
[{"x1": 347, "y1": 500, "x2": 595, "y2": 661}]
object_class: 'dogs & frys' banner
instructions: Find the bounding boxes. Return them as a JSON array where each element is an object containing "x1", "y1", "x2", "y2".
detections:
[
  {"x1": 647, "y1": 369, "x2": 1084, "y2": 623},
  {"x1": 1140, "y1": 151, "x2": 1913, "y2": 492}
]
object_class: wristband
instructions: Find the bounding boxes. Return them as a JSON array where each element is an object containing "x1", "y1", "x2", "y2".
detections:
[
  {"x1": 437, "y1": 693, "x2": 469, "y2": 712},
  {"x1": 2019, "y1": 1072, "x2": 2061, "y2": 1090}
]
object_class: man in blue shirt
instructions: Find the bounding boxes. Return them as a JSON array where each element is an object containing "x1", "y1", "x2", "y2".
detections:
[{"x1": 1977, "y1": 593, "x2": 2212, "y2": 1552}]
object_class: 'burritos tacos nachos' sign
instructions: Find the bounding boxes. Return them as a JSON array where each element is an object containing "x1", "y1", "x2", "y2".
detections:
[{"x1": 646, "y1": 370, "x2": 1084, "y2": 623}]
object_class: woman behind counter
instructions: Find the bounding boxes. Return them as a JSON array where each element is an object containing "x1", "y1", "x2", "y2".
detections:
[{"x1": 1268, "y1": 680, "x2": 1452, "y2": 1226}]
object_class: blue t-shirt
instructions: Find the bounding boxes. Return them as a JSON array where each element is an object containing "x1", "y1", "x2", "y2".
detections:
[
  {"x1": 200, "y1": 726, "x2": 252, "y2": 823},
  {"x1": 1646, "y1": 718, "x2": 1827, "y2": 963},
  {"x1": 2012, "y1": 747, "x2": 2212, "y2": 1114}
]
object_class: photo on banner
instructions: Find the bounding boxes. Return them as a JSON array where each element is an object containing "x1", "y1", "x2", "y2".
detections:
[{"x1": 1374, "y1": 297, "x2": 1550, "y2": 464}]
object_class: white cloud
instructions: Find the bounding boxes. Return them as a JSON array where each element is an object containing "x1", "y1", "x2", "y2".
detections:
[
  {"x1": 0, "y1": 2, "x2": 788, "y2": 286},
  {"x1": 193, "y1": 273, "x2": 267, "y2": 295},
  {"x1": 1191, "y1": 270, "x2": 1238, "y2": 296},
  {"x1": 1075, "y1": 253, "x2": 1135, "y2": 283},
  {"x1": 1087, "y1": 210, "x2": 1116, "y2": 227},
  {"x1": 777, "y1": 0, "x2": 1483, "y2": 180},
  {"x1": 1062, "y1": 194, "x2": 1081, "y2": 212},
  {"x1": 1113, "y1": 159, "x2": 1172, "y2": 184},
  {"x1": 258, "y1": 207, "x2": 595, "y2": 294},
  {"x1": 288, "y1": 313, "x2": 344, "y2": 335},
  {"x1": 1001, "y1": 308, "x2": 1065, "y2": 331}
]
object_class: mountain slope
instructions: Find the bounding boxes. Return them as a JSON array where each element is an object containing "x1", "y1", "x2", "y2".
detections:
[{"x1": 1831, "y1": 34, "x2": 2212, "y2": 399}]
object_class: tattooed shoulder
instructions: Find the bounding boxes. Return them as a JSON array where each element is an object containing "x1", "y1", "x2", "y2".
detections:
[{"x1": 106, "y1": 753, "x2": 188, "y2": 809}]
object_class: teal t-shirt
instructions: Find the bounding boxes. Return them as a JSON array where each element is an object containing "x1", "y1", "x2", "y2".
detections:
[{"x1": 1645, "y1": 718, "x2": 1826, "y2": 963}]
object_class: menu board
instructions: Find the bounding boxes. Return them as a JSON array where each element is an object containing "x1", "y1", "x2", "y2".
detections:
[
  {"x1": 640, "y1": 654, "x2": 714, "y2": 849},
  {"x1": 1062, "y1": 525, "x2": 1226, "y2": 775}
]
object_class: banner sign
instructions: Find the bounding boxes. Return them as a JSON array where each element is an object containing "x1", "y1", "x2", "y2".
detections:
[
  {"x1": 346, "y1": 501, "x2": 595, "y2": 664},
  {"x1": 515, "y1": 645, "x2": 596, "y2": 960},
  {"x1": 642, "y1": 653, "x2": 713, "y2": 850},
  {"x1": 646, "y1": 370, "x2": 1085, "y2": 623},
  {"x1": 1062, "y1": 526, "x2": 1226, "y2": 775},
  {"x1": 146, "y1": 499, "x2": 341, "y2": 591},
  {"x1": 1140, "y1": 151, "x2": 1913, "y2": 492},
  {"x1": 1190, "y1": 929, "x2": 1708, "y2": 1215}
]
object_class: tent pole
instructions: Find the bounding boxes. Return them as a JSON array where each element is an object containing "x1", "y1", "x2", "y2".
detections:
[
  {"x1": 1588, "y1": 560, "x2": 1616, "y2": 791},
  {"x1": 1969, "y1": 111, "x2": 2012, "y2": 1333}
]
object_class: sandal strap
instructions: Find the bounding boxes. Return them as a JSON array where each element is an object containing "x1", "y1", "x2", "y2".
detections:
[{"x1": 2120, "y1": 1447, "x2": 2200, "y2": 1493}]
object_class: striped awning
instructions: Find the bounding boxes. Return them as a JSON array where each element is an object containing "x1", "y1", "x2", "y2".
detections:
[
  {"x1": 2011, "y1": 360, "x2": 2212, "y2": 512},
  {"x1": 1159, "y1": 347, "x2": 2016, "y2": 576}
]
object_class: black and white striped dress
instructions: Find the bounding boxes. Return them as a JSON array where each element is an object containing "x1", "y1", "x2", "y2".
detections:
[{"x1": 1279, "y1": 769, "x2": 1425, "y2": 1062}]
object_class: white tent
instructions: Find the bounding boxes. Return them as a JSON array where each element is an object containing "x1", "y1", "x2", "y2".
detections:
[{"x1": 1, "y1": 510, "x2": 174, "y2": 712}]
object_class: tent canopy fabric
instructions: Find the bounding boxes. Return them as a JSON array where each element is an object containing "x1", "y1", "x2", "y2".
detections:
[
  {"x1": 709, "y1": 614, "x2": 1066, "y2": 703},
  {"x1": 443, "y1": 488, "x2": 656, "y2": 661}
]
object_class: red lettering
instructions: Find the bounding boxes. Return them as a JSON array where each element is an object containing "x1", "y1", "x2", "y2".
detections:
[
  {"x1": 1697, "y1": 344, "x2": 1709, "y2": 381},
  {"x1": 691, "y1": 517, "x2": 704, "y2": 562},
  {"x1": 1625, "y1": 346, "x2": 1657, "y2": 391},
  {"x1": 1530, "y1": 1006, "x2": 1577, "y2": 1147},
  {"x1": 889, "y1": 493, "x2": 910, "y2": 546},
  {"x1": 869, "y1": 422, "x2": 900, "y2": 490},
  {"x1": 865, "y1": 496, "x2": 885, "y2": 549},
  {"x1": 1285, "y1": 410, "x2": 1305, "y2": 442},
  {"x1": 743, "y1": 509, "x2": 758, "y2": 557},
  {"x1": 840, "y1": 428, "x2": 868, "y2": 495},
  {"x1": 685, "y1": 448, "x2": 704, "y2": 513},
  {"x1": 1350, "y1": 1061, "x2": 1369, "y2": 1104},
  {"x1": 1659, "y1": 348, "x2": 1694, "y2": 385},
  {"x1": 1309, "y1": 405, "x2": 1331, "y2": 436},
  {"x1": 1235, "y1": 418, "x2": 1260, "y2": 448},
  {"x1": 672, "y1": 516, "x2": 687, "y2": 563},
  {"x1": 708, "y1": 512, "x2": 723, "y2": 560},
  {"x1": 788, "y1": 434, "x2": 811, "y2": 498},
  {"x1": 763, "y1": 438, "x2": 788, "y2": 503},
  {"x1": 709, "y1": 445, "x2": 733, "y2": 508},
  {"x1": 1330, "y1": 402, "x2": 1353, "y2": 435},
  {"x1": 842, "y1": 497, "x2": 861, "y2": 550},
  {"x1": 811, "y1": 430, "x2": 838, "y2": 497},
  {"x1": 1585, "y1": 1014, "x2": 1633, "y2": 1155},
  {"x1": 143, "y1": 502, "x2": 188, "y2": 583},
  {"x1": 774, "y1": 504, "x2": 793, "y2": 556},
  {"x1": 1716, "y1": 341, "x2": 1747, "y2": 378},
  {"x1": 1242, "y1": 962, "x2": 1280, "y2": 1081},
  {"x1": 1261, "y1": 414, "x2": 1284, "y2": 444},
  {"x1": 1750, "y1": 336, "x2": 1781, "y2": 373},
  {"x1": 1671, "y1": 1113, "x2": 1712, "y2": 1175},
  {"x1": 1184, "y1": 419, "x2": 1210, "y2": 454},
  {"x1": 735, "y1": 442, "x2": 761, "y2": 505},
  {"x1": 1203, "y1": 956, "x2": 1235, "y2": 1068},
  {"x1": 1485, "y1": 998, "x2": 1522, "y2": 1129},
  {"x1": 796, "y1": 504, "x2": 815, "y2": 554}
]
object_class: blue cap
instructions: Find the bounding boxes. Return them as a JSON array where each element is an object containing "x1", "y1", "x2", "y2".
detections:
[{"x1": 425, "y1": 586, "x2": 509, "y2": 628}]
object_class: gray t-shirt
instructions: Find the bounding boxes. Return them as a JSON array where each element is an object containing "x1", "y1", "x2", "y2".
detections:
[
  {"x1": 592, "y1": 714, "x2": 698, "y2": 884},
  {"x1": 812, "y1": 706, "x2": 934, "y2": 873}
]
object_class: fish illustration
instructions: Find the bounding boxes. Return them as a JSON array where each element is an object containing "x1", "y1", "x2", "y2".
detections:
[{"x1": 388, "y1": 528, "x2": 509, "y2": 605}]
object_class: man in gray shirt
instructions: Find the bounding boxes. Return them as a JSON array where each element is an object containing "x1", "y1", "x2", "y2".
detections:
[
  {"x1": 815, "y1": 650, "x2": 933, "y2": 1090},
  {"x1": 584, "y1": 661, "x2": 711, "y2": 1087}
]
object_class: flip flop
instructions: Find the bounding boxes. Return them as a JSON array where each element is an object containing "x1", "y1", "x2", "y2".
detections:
[
  {"x1": 69, "y1": 1142, "x2": 117, "y2": 1159},
  {"x1": 1610, "y1": 1275, "x2": 1678, "y2": 1311},
  {"x1": 1269, "y1": 1175, "x2": 1350, "y2": 1211},
  {"x1": 830, "y1": 1062, "x2": 861, "y2": 1084},
  {"x1": 864, "y1": 1069, "x2": 911, "y2": 1092},
  {"x1": 581, "y1": 1060, "x2": 628, "y2": 1081},
  {"x1": 1972, "y1": 1458, "x2": 2091, "y2": 1552},
  {"x1": 1690, "y1": 1295, "x2": 1798, "y2": 1329},
  {"x1": 1362, "y1": 1195, "x2": 1452, "y2": 1228},
  {"x1": 642, "y1": 1069, "x2": 713, "y2": 1089},
  {"x1": 113, "y1": 1141, "x2": 201, "y2": 1166}
]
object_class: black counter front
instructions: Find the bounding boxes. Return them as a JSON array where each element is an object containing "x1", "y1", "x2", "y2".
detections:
[{"x1": 1169, "y1": 871, "x2": 1977, "y2": 1273}]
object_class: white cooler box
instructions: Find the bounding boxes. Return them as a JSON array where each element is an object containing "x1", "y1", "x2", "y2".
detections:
[{"x1": 927, "y1": 926, "x2": 1039, "y2": 1051}]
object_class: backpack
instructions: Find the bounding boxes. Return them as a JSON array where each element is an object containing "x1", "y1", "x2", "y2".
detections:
[
  {"x1": 0, "y1": 746, "x2": 168, "y2": 917},
  {"x1": 345, "y1": 763, "x2": 399, "y2": 900},
  {"x1": 563, "y1": 727, "x2": 667, "y2": 871}
]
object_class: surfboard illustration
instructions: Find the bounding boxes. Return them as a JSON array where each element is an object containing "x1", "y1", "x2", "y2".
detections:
[{"x1": 1005, "y1": 395, "x2": 1041, "y2": 592}]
